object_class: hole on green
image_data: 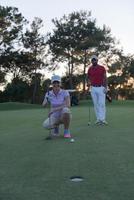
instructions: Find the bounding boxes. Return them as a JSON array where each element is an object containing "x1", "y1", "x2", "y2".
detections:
[{"x1": 70, "y1": 176, "x2": 84, "y2": 182}]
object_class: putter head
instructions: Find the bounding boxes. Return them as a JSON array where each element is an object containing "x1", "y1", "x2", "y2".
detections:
[
  {"x1": 45, "y1": 135, "x2": 52, "y2": 140},
  {"x1": 88, "y1": 122, "x2": 91, "y2": 126}
]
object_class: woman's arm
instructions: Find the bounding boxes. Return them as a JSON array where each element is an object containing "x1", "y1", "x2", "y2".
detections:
[
  {"x1": 64, "y1": 95, "x2": 70, "y2": 108},
  {"x1": 51, "y1": 94, "x2": 70, "y2": 113},
  {"x1": 42, "y1": 97, "x2": 48, "y2": 107}
]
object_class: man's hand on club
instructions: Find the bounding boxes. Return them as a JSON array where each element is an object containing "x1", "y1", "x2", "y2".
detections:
[{"x1": 103, "y1": 87, "x2": 107, "y2": 94}]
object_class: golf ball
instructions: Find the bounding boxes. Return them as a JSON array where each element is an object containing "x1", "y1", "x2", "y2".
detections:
[{"x1": 70, "y1": 138, "x2": 75, "y2": 142}]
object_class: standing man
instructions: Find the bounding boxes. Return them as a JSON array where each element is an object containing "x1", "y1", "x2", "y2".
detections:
[
  {"x1": 87, "y1": 55, "x2": 108, "y2": 125},
  {"x1": 42, "y1": 75, "x2": 71, "y2": 138}
]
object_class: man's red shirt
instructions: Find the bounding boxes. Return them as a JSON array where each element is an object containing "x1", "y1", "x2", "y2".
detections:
[{"x1": 87, "y1": 64, "x2": 106, "y2": 86}]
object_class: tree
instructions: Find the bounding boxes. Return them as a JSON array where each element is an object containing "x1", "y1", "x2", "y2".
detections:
[
  {"x1": 107, "y1": 50, "x2": 134, "y2": 99},
  {"x1": 22, "y1": 17, "x2": 46, "y2": 103},
  {"x1": 4, "y1": 77, "x2": 30, "y2": 102},
  {"x1": 128, "y1": 57, "x2": 134, "y2": 78},
  {"x1": 47, "y1": 10, "x2": 116, "y2": 90},
  {"x1": 0, "y1": 6, "x2": 27, "y2": 84}
]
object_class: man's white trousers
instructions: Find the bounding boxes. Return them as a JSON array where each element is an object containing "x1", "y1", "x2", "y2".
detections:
[{"x1": 90, "y1": 86, "x2": 106, "y2": 121}]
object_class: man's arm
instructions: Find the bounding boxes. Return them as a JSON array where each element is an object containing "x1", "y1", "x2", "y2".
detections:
[
  {"x1": 86, "y1": 69, "x2": 91, "y2": 88},
  {"x1": 103, "y1": 69, "x2": 108, "y2": 93},
  {"x1": 103, "y1": 71, "x2": 107, "y2": 86}
]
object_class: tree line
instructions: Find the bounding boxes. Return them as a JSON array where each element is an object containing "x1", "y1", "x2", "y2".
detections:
[{"x1": 0, "y1": 6, "x2": 134, "y2": 103}]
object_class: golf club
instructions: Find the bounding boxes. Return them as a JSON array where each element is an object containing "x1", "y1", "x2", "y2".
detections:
[
  {"x1": 88, "y1": 91, "x2": 91, "y2": 125},
  {"x1": 45, "y1": 87, "x2": 53, "y2": 140}
]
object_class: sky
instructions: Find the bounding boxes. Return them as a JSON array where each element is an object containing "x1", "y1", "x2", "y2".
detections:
[{"x1": 1, "y1": 0, "x2": 134, "y2": 55}]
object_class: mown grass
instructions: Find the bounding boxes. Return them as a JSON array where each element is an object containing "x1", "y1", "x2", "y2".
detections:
[
  {"x1": 0, "y1": 102, "x2": 42, "y2": 111},
  {"x1": 0, "y1": 101, "x2": 134, "y2": 200}
]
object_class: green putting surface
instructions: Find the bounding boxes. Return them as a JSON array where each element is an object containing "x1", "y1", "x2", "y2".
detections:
[{"x1": 0, "y1": 101, "x2": 134, "y2": 200}]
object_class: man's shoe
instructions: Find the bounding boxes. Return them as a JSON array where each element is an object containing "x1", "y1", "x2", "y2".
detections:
[
  {"x1": 95, "y1": 120, "x2": 101, "y2": 125},
  {"x1": 101, "y1": 120, "x2": 108, "y2": 125}
]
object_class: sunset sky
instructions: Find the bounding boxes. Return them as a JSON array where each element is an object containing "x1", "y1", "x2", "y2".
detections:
[{"x1": 1, "y1": 0, "x2": 134, "y2": 55}]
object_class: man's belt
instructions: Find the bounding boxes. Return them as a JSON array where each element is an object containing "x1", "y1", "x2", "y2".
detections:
[{"x1": 92, "y1": 85, "x2": 102, "y2": 87}]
